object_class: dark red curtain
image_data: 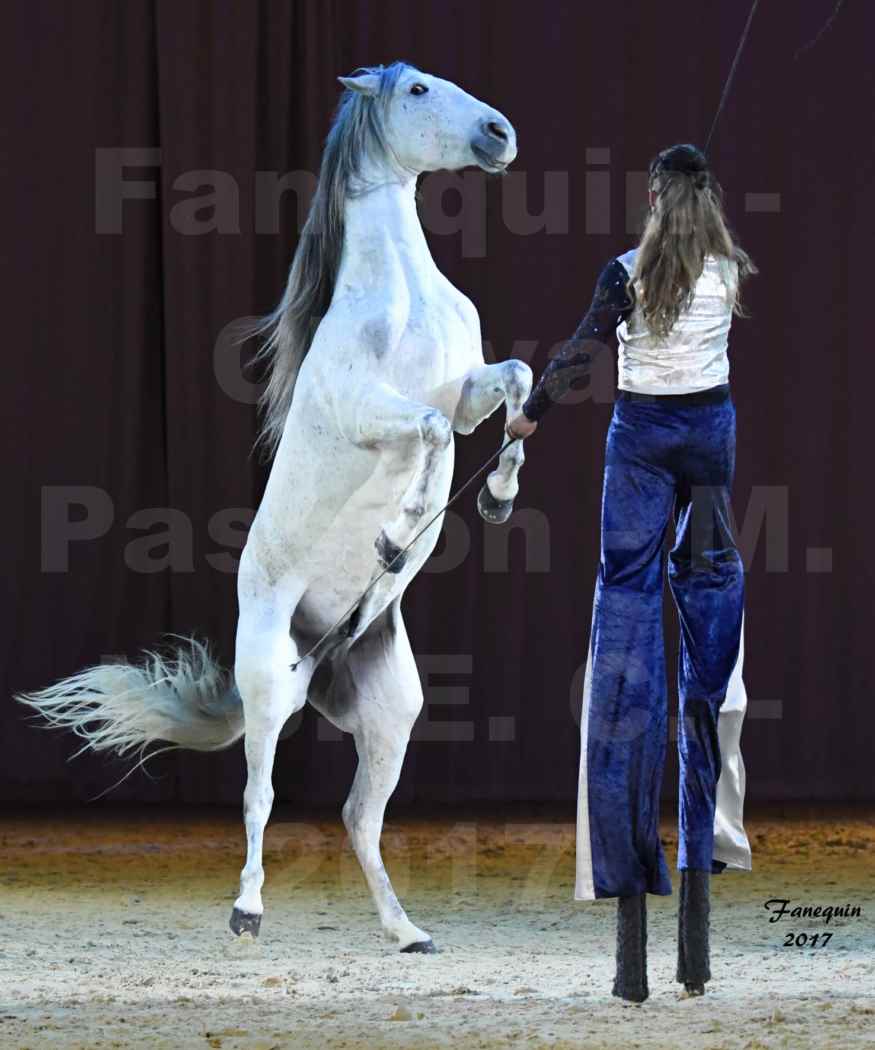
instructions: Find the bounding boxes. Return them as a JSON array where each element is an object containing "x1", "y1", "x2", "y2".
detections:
[{"x1": 2, "y1": 0, "x2": 872, "y2": 804}]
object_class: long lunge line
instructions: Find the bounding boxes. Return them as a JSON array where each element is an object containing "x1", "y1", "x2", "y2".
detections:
[{"x1": 290, "y1": 435, "x2": 519, "y2": 670}]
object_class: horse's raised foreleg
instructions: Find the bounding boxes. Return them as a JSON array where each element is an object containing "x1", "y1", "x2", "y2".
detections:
[
  {"x1": 430, "y1": 360, "x2": 533, "y2": 523},
  {"x1": 230, "y1": 575, "x2": 312, "y2": 937},
  {"x1": 345, "y1": 381, "x2": 453, "y2": 573},
  {"x1": 310, "y1": 602, "x2": 433, "y2": 951}
]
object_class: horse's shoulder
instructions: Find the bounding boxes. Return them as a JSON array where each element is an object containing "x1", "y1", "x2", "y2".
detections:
[{"x1": 310, "y1": 296, "x2": 407, "y2": 359}]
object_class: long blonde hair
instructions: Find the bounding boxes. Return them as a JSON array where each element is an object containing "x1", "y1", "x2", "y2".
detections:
[{"x1": 631, "y1": 143, "x2": 757, "y2": 340}]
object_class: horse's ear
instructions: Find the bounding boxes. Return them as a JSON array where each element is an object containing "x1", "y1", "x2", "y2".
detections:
[{"x1": 338, "y1": 73, "x2": 380, "y2": 97}]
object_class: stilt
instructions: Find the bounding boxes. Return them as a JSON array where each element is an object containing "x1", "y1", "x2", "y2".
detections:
[
  {"x1": 612, "y1": 893, "x2": 649, "y2": 1003},
  {"x1": 677, "y1": 869, "x2": 711, "y2": 994}
]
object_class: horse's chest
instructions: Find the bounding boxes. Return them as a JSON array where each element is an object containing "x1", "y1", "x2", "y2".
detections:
[{"x1": 392, "y1": 294, "x2": 478, "y2": 391}]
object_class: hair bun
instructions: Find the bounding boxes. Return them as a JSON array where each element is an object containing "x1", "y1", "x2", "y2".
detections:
[
  {"x1": 653, "y1": 144, "x2": 708, "y2": 173},
  {"x1": 649, "y1": 143, "x2": 710, "y2": 190}
]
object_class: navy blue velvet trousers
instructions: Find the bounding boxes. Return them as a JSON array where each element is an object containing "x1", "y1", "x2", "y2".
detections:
[{"x1": 575, "y1": 389, "x2": 744, "y2": 900}]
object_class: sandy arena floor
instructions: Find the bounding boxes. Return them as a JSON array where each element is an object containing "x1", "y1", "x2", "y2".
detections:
[{"x1": 0, "y1": 804, "x2": 872, "y2": 1049}]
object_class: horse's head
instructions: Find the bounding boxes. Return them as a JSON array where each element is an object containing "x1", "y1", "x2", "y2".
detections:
[{"x1": 338, "y1": 63, "x2": 517, "y2": 176}]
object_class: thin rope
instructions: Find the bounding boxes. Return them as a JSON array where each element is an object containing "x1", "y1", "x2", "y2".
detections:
[
  {"x1": 290, "y1": 436, "x2": 519, "y2": 670},
  {"x1": 704, "y1": 0, "x2": 761, "y2": 151},
  {"x1": 795, "y1": 0, "x2": 846, "y2": 62}
]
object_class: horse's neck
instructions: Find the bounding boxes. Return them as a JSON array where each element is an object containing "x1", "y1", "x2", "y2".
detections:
[{"x1": 339, "y1": 177, "x2": 439, "y2": 292}]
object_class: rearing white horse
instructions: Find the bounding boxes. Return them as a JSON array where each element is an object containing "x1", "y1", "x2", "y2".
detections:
[{"x1": 19, "y1": 62, "x2": 531, "y2": 953}]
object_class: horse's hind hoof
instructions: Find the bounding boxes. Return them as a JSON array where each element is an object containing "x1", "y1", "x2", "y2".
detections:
[
  {"x1": 401, "y1": 939, "x2": 437, "y2": 954},
  {"x1": 230, "y1": 908, "x2": 262, "y2": 938},
  {"x1": 477, "y1": 483, "x2": 514, "y2": 524},
  {"x1": 376, "y1": 530, "x2": 407, "y2": 573}
]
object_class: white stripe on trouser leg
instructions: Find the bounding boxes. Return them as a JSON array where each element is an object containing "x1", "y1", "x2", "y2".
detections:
[
  {"x1": 574, "y1": 601, "x2": 597, "y2": 900},
  {"x1": 713, "y1": 612, "x2": 752, "y2": 870}
]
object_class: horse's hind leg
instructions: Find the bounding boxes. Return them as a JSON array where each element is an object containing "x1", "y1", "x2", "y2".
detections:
[
  {"x1": 230, "y1": 584, "x2": 312, "y2": 937},
  {"x1": 312, "y1": 602, "x2": 432, "y2": 951}
]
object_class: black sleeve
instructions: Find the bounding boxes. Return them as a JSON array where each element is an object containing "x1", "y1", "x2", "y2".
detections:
[{"x1": 522, "y1": 257, "x2": 634, "y2": 422}]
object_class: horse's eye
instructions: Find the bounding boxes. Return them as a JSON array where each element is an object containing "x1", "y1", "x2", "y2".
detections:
[{"x1": 409, "y1": 83, "x2": 428, "y2": 96}]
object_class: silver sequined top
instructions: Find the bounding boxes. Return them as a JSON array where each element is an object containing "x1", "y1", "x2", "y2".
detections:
[{"x1": 615, "y1": 248, "x2": 738, "y2": 394}]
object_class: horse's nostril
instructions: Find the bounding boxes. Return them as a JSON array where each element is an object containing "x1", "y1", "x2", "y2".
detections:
[{"x1": 487, "y1": 121, "x2": 508, "y2": 143}]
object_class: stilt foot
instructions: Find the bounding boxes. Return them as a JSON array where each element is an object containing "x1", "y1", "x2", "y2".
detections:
[
  {"x1": 677, "y1": 869, "x2": 711, "y2": 990},
  {"x1": 612, "y1": 893, "x2": 649, "y2": 1003}
]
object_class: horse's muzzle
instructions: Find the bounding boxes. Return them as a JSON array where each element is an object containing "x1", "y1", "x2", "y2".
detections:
[{"x1": 471, "y1": 117, "x2": 517, "y2": 171}]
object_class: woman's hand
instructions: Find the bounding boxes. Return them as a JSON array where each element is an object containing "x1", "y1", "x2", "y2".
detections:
[{"x1": 505, "y1": 413, "x2": 538, "y2": 440}]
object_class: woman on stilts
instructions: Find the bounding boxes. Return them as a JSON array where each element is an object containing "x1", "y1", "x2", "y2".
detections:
[{"x1": 507, "y1": 143, "x2": 757, "y2": 1002}]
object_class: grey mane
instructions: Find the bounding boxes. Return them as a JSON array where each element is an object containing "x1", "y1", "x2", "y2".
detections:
[{"x1": 251, "y1": 60, "x2": 416, "y2": 456}]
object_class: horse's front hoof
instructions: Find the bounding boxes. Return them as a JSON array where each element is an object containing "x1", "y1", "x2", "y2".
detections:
[
  {"x1": 477, "y1": 484, "x2": 514, "y2": 524},
  {"x1": 230, "y1": 907, "x2": 262, "y2": 938},
  {"x1": 401, "y1": 939, "x2": 438, "y2": 954},
  {"x1": 375, "y1": 531, "x2": 407, "y2": 573}
]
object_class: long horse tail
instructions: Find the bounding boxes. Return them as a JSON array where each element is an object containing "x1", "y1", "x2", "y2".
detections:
[{"x1": 16, "y1": 637, "x2": 244, "y2": 763}]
